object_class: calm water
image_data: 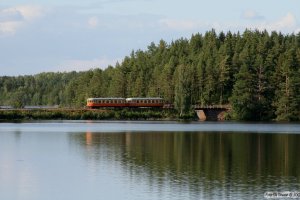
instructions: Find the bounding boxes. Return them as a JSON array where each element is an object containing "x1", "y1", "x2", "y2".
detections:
[{"x1": 0, "y1": 121, "x2": 300, "y2": 200}]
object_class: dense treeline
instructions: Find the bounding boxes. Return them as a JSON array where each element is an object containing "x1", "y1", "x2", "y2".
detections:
[{"x1": 0, "y1": 30, "x2": 300, "y2": 121}]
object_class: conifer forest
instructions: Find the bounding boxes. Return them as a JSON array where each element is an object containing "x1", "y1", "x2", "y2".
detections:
[{"x1": 1, "y1": 30, "x2": 300, "y2": 121}]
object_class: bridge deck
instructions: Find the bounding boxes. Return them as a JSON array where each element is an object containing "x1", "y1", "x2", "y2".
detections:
[{"x1": 193, "y1": 105, "x2": 231, "y2": 110}]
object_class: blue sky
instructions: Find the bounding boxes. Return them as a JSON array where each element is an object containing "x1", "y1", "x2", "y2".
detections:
[{"x1": 1, "y1": 0, "x2": 300, "y2": 76}]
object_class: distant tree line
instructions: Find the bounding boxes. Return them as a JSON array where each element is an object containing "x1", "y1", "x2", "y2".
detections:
[{"x1": 0, "y1": 30, "x2": 299, "y2": 121}]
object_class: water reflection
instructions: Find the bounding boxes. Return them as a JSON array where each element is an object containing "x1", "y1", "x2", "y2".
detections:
[{"x1": 70, "y1": 131, "x2": 300, "y2": 199}]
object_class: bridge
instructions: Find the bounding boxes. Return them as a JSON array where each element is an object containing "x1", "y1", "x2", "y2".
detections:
[{"x1": 193, "y1": 105, "x2": 231, "y2": 121}]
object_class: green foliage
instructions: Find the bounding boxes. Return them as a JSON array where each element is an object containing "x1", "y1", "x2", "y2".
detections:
[
  {"x1": 1, "y1": 30, "x2": 300, "y2": 121},
  {"x1": 0, "y1": 109, "x2": 182, "y2": 120},
  {"x1": 10, "y1": 89, "x2": 27, "y2": 108}
]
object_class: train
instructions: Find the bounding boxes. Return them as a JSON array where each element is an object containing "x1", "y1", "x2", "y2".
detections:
[{"x1": 86, "y1": 97, "x2": 164, "y2": 108}]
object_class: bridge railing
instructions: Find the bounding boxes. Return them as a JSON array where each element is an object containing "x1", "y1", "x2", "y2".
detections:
[{"x1": 193, "y1": 104, "x2": 231, "y2": 110}]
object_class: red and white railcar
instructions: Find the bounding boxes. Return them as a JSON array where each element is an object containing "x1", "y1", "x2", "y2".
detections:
[{"x1": 87, "y1": 98, "x2": 127, "y2": 108}]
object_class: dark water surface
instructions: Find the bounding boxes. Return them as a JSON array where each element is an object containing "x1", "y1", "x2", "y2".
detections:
[{"x1": 0, "y1": 121, "x2": 300, "y2": 200}]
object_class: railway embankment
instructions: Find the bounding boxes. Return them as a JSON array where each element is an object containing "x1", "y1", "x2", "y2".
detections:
[{"x1": 0, "y1": 108, "x2": 197, "y2": 121}]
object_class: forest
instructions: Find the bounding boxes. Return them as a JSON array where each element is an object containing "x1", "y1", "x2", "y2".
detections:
[{"x1": 0, "y1": 30, "x2": 300, "y2": 121}]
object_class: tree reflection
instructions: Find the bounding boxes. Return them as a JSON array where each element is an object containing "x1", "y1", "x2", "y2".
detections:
[{"x1": 69, "y1": 131, "x2": 300, "y2": 197}]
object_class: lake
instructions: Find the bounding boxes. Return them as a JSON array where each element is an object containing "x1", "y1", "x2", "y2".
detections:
[{"x1": 1, "y1": 121, "x2": 300, "y2": 200}]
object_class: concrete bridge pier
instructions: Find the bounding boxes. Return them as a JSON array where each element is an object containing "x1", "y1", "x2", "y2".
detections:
[{"x1": 195, "y1": 110, "x2": 207, "y2": 121}]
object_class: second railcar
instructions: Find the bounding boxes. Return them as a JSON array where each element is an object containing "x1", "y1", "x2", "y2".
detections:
[{"x1": 126, "y1": 97, "x2": 164, "y2": 108}]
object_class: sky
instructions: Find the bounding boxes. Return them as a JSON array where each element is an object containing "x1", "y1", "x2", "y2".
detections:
[{"x1": 0, "y1": 0, "x2": 300, "y2": 76}]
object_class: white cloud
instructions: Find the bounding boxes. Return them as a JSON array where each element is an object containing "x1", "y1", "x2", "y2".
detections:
[
  {"x1": 88, "y1": 16, "x2": 99, "y2": 28},
  {"x1": 57, "y1": 57, "x2": 121, "y2": 72},
  {"x1": 268, "y1": 12, "x2": 296, "y2": 30},
  {"x1": 0, "y1": 21, "x2": 21, "y2": 35},
  {"x1": 0, "y1": 7, "x2": 23, "y2": 22},
  {"x1": 251, "y1": 12, "x2": 299, "y2": 33},
  {"x1": 242, "y1": 10, "x2": 264, "y2": 20},
  {"x1": 0, "y1": 5, "x2": 44, "y2": 36},
  {"x1": 13, "y1": 5, "x2": 44, "y2": 21}
]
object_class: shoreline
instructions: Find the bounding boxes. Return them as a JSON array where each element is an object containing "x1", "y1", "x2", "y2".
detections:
[{"x1": 0, "y1": 108, "x2": 198, "y2": 121}]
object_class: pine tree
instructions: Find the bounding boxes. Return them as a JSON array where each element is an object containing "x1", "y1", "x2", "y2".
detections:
[
  {"x1": 274, "y1": 47, "x2": 300, "y2": 121},
  {"x1": 174, "y1": 64, "x2": 192, "y2": 116},
  {"x1": 230, "y1": 63, "x2": 256, "y2": 120}
]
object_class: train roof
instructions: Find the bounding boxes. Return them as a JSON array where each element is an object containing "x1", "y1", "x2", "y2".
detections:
[
  {"x1": 126, "y1": 97, "x2": 163, "y2": 100},
  {"x1": 87, "y1": 97, "x2": 126, "y2": 100},
  {"x1": 87, "y1": 97, "x2": 163, "y2": 101}
]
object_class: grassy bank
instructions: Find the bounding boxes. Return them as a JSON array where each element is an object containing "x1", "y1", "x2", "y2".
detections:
[{"x1": 0, "y1": 108, "x2": 197, "y2": 121}]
